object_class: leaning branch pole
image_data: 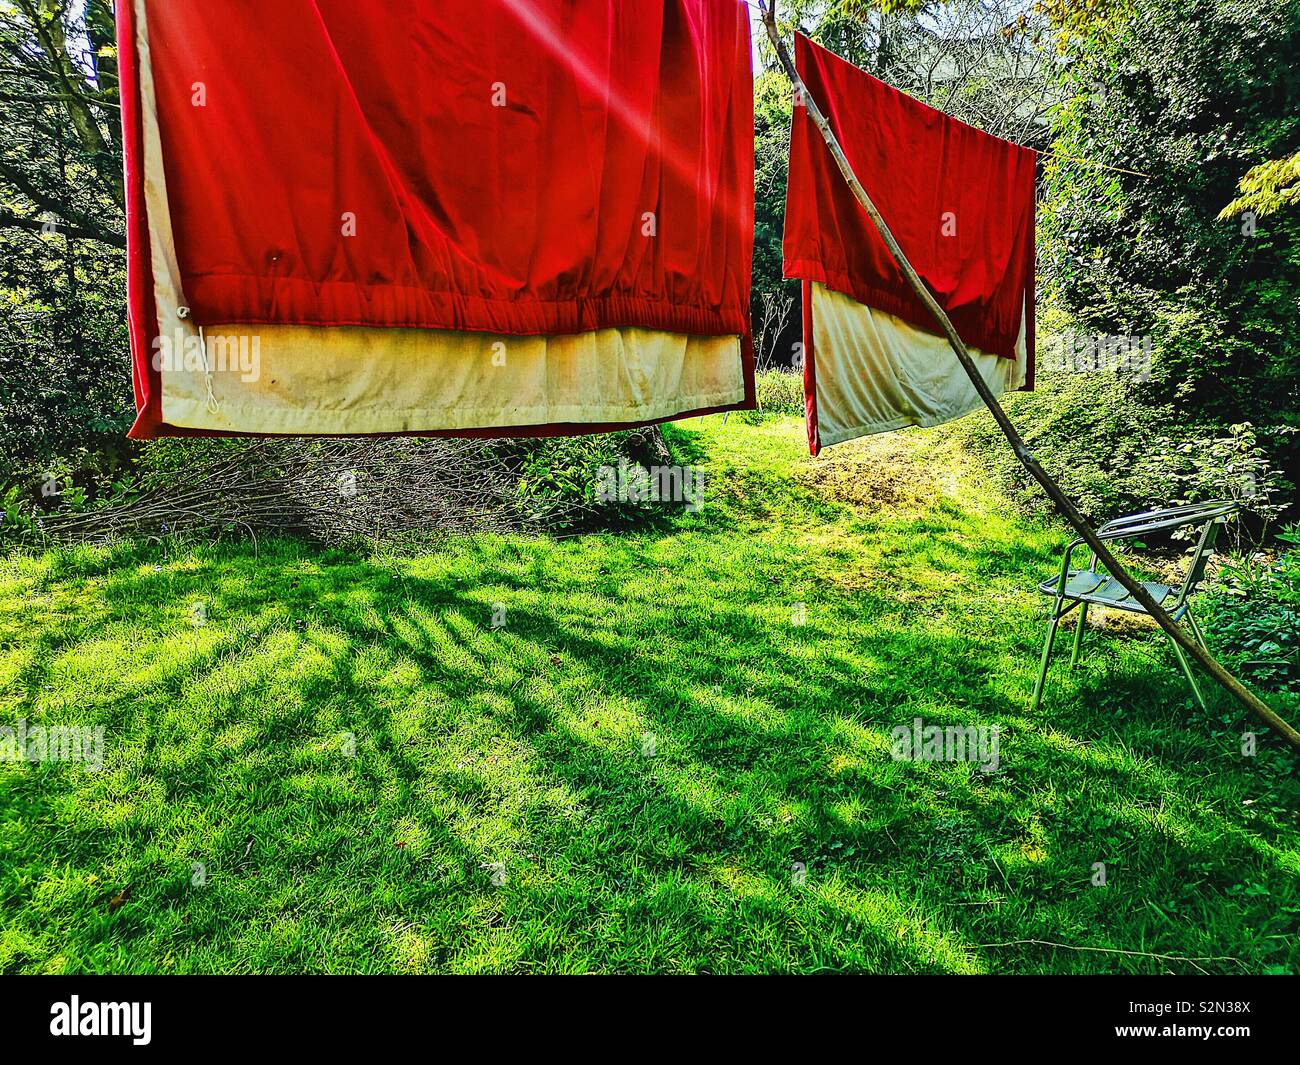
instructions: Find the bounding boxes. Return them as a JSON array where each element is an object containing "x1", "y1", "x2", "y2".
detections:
[{"x1": 760, "y1": 0, "x2": 1300, "y2": 753}]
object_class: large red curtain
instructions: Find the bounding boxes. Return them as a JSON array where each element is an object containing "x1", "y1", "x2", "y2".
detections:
[
  {"x1": 118, "y1": 0, "x2": 755, "y2": 438},
  {"x1": 784, "y1": 34, "x2": 1035, "y2": 363}
]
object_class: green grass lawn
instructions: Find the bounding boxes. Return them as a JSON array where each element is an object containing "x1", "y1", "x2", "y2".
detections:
[{"x1": 1, "y1": 416, "x2": 1297, "y2": 974}]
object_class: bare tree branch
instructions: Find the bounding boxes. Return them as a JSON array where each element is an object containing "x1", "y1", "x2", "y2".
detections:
[
  {"x1": 0, "y1": 157, "x2": 124, "y2": 248},
  {"x1": 0, "y1": 208, "x2": 125, "y2": 247}
]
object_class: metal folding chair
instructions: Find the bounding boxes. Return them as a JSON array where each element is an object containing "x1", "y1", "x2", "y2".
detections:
[{"x1": 1031, "y1": 500, "x2": 1240, "y2": 711}]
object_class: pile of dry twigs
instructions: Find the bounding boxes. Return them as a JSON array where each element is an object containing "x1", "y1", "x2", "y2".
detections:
[{"x1": 35, "y1": 437, "x2": 538, "y2": 545}]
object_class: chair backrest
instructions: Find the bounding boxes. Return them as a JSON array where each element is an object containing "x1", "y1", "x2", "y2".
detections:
[
  {"x1": 1180, "y1": 512, "x2": 1226, "y2": 604},
  {"x1": 1098, "y1": 500, "x2": 1240, "y2": 607},
  {"x1": 1098, "y1": 499, "x2": 1240, "y2": 541}
]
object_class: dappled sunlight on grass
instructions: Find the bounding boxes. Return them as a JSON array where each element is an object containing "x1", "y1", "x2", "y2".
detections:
[{"x1": 0, "y1": 416, "x2": 1297, "y2": 973}]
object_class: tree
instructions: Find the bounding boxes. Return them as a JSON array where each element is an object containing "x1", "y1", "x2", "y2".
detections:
[
  {"x1": 1221, "y1": 150, "x2": 1300, "y2": 220},
  {"x1": 778, "y1": 0, "x2": 1061, "y2": 146},
  {"x1": 1040, "y1": 0, "x2": 1300, "y2": 487},
  {"x1": 0, "y1": 0, "x2": 124, "y2": 245},
  {"x1": 753, "y1": 69, "x2": 800, "y2": 366},
  {"x1": 0, "y1": 0, "x2": 131, "y2": 482}
]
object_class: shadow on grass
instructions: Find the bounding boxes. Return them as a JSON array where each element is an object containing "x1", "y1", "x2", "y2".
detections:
[{"x1": 2, "y1": 521, "x2": 1297, "y2": 975}]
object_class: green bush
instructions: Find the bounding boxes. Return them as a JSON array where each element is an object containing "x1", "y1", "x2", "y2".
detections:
[
  {"x1": 954, "y1": 365, "x2": 1291, "y2": 527},
  {"x1": 512, "y1": 429, "x2": 676, "y2": 529},
  {"x1": 1040, "y1": 0, "x2": 1300, "y2": 507},
  {"x1": 513, "y1": 433, "x2": 631, "y2": 525},
  {"x1": 1197, "y1": 526, "x2": 1300, "y2": 693},
  {"x1": 757, "y1": 369, "x2": 804, "y2": 417},
  {"x1": 953, "y1": 366, "x2": 1169, "y2": 520}
]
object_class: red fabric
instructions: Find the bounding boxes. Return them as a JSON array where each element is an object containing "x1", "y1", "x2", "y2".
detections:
[
  {"x1": 117, "y1": 0, "x2": 163, "y2": 436},
  {"x1": 118, "y1": 0, "x2": 754, "y2": 438},
  {"x1": 784, "y1": 34, "x2": 1035, "y2": 363}
]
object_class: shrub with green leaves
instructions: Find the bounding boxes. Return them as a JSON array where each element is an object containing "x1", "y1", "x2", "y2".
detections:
[
  {"x1": 1198, "y1": 526, "x2": 1300, "y2": 693},
  {"x1": 1154, "y1": 422, "x2": 1294, "y2": 542},
  {"x1": 955, "y1": 365, "x2": 1291, "y2": 530},
  {"x1": 953, "y1": 364, "x2": 1170, "y2": 520},
  {"x1": 512, "y1": 430, "x2": 674, "y2": 529},
  {"x1": 734, "y1": 369, "x2": 804, "y2": 424},
  {"x1": 757, "y1": 369, "x2": 804, "y2": 417}
]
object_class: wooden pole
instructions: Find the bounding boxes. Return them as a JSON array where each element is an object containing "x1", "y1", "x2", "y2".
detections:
[{"x1": 760, "y1": 0, "x2": 1300, "y2": 754}]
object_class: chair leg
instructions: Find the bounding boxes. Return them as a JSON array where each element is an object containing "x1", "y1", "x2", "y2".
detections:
[
  {"x1": 1032, "y1": 607, "x2": 1064, "y2": 712},
  {"x1": 1069, "y1": 602, "x2": 1089, "y2": 668},
  {"x1": 1169, "y1": 631, "x2": 1207, "y2": 711},
  {"x1": 1185, "y1": 607, "x2": 1209, "y2": 651}
]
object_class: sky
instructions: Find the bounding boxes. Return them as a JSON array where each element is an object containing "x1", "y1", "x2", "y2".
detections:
[{"x1": 749, "y1": 5, "x2": 768, "y2": 71}]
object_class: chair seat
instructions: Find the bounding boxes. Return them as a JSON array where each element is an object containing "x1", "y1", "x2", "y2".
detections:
[{"x1": 1037, "y1": 570, "x2": 1176, "y2": 614}]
